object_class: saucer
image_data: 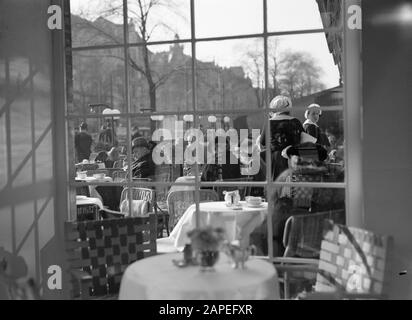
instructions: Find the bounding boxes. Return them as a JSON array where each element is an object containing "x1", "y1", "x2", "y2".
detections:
[{"x1": 246, "y1": 203, "x2": 264, "y2": 208}]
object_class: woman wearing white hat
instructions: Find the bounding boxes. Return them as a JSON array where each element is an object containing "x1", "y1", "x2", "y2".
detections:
[
  {"x1": 259, "y1": 95, "x2": 304, "y2": 180},
  {"x1": 303, "y1": 103, "x2": 330, "y2": 148}
]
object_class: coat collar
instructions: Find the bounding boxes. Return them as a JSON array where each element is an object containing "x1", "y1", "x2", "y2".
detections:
[{"x1": 303, "y1": 119, "x2": 319, "y2": 127}]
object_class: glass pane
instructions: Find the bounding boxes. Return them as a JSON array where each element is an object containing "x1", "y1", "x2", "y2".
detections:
[
  {"x1": 264, "y1": 33, "x2": 344, "y2": 182},
  {"x1": 196, "y1": 38, "x2": 264, "y2": 111},
  {"x1": 70, "y1": 48, "x2": 126, "y2": 115},
  {"x1": 196, "y1": 112, "x2": 266, "y2": 200},
  {"x1": 127, "y1": 0, "x2": 190, "y2": 43},
  {"x1": 253, "y1": 186, "x2": 346, "y2": 257},
  {"x1": 267, "y1": 0, "x2": 343, "y2": 33},
  {"x1": 130, "y1": 113, "x2": 181, "y2": 181},
  {"x1": 195, "y1": 0, "x2": 263, "y2": 38},
  {"x1": 70, "y1": 0, "x2": 124, "y2": 47},
  {"x1": 128, "y1": 43, "x2": 193, "y2": 113},
  {"x1": 268, "y1": 33, "x2": 341, "y2": 98}
]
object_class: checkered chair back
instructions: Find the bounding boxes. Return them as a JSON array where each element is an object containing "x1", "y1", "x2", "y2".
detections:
[
  {"x1": 290, "y1": 172, "x2": 323, "y2": 208},
  {"x1": 167, "y1": 190, "x2": 219, "y2": 231},
  {"x1": 283, "y1": 209, "x2": 346, "y2": 258},
  {"x1": 65, "y1": 215, "x2": 157, "y2": 299},
  {"x1": 315, "y1": 221, "x2": 393, "y2": 297}
]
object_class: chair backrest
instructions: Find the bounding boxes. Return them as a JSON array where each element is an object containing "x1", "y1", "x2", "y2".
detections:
[
  {"x1": 120, "y1": 187, "x2": 154, "y2": 203},
  {"x1": 315, "y1": 221, "x2": 393, "y2": 297},
  {"x1": 113, "y1": 160, "x2": 124, "y2": 169},
  {"x1": 153, "y1": 171, "x2": 171, "y2": 204},
  {"x1": 76, "y1": 204, "x2": 100, "y2": 221},
  {"x1": 289, "y1": 172, "x2": 323, "y2": 208},
  {"x1": 282, "y1": 209, "x2": 346, "y2": 258},
  {"x1": 120, "y1": 187, "x2": 155, "y2": 213},
  {"x1": 64, "y1": 216, "x2": 157, "y2": 299},
  {"x1": 166, "y1": 189, "x2": 219, "y2": 231}
]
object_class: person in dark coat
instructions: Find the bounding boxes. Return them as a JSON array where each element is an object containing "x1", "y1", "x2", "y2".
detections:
[
  {"x1": 259, "y1": 95, "x2": 304, "y2": 180},
  {"x1": 74, "y1": 122, "x2": 93, "y2": 162},
  {"x1": 201, "y1": 136, "x2": 241, "y2": 182},
  {"x1": 303, "y1": 103, "x2": 330, "y2": 149},
  {"x1": 130, "y1": 137, "x2": 156, "y2": 179}
]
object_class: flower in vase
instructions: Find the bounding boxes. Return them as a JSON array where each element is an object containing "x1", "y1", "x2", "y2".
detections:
[{"x1": 187, "y1": 227, "x2": 226, "y2": 252}]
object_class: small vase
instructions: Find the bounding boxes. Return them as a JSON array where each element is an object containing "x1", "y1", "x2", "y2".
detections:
[{"x1": 199, "y1": 250, "x2": 219, "y2": 272}]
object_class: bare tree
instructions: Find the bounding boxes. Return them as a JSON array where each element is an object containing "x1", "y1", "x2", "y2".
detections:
[
  {"x1": 71, "y1": 0, "x2": 188, "y2": 112},
  {"x1": 278, "y1": 51, "x2": 325, "y2": 99},
  {"x1": 242, "y1": 39, "x2": 281, "y2": 107},
  {"x1": 242, "y1": 39, "x2": 325, "y2": 103}
]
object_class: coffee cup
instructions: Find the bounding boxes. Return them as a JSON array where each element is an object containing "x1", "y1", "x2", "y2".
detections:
[{"x1": 245, "y1": 196, "x2": 262, "y2": 205}]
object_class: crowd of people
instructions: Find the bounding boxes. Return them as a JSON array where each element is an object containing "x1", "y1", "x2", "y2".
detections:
[{"x1": 74, "y1": 96, "x2": 344, "y2": 256}]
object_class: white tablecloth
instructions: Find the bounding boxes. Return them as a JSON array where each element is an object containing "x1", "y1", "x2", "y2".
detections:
[
  {"x1": 170, "y1": 201, "x2": 267, "y2": 250},
  {"x1": 119, "y1": 252, "x2": 279, "y2": 300},
  {"x1": 76, "y1": 196, "x2": 104, "y2": 209},
  {"x1": 75, "y1": 176, "x2": 113, "y2": 201}
]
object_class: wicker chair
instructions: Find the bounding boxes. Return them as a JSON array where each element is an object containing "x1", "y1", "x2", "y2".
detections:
[
  {"x1": 273, "y1": 220, "x2": 393, "y2": 299},
  {"x1": 152, "y1": 172, "x2": 171, "y2": 237},
  {"x1": 166, "y1": 189, "x2": 219, "y2": 232},
  {"x1": 76, "y1": 203, "x2": 100, "y2": 221},
  {"x1": 65, "y1": 215, "x2": 157, "y2": 299},
  {"x1": 275, "y1": 209, "x2": 345, "y2": 298},
  {"x1": 112, "y1": 170, "x2": 127, "y2": 182},
  {"x1": 99, "y1": 187, "x2": 155, "y2": 219},
  {"x1": 113, "y1": 160, "x2": 124, "y2": 169}
]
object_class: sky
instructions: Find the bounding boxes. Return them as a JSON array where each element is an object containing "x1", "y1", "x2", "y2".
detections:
[{"x1": 70, "y1": 0, "x2": 340, "y2": 89}]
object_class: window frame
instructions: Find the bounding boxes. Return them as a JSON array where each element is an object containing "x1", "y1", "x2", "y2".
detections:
[{"x1": 63, "y1": 0, "x2": 360, "y2": 261}]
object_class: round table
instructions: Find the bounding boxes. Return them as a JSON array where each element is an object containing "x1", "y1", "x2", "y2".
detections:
[
  {"x1": 119, "y1": 252, "x2": 280, "y2": 300},
  {"x1": 169, "y1": 201, "x2": 267, "y2": 250},
  {"x1": 75, "y1": 176, "x2": 113, "y2": 203},
  {"x1": 76, "y1": 195, "x2": 104, "y2": 209}
]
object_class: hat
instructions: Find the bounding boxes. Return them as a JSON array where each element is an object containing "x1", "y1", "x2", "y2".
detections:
[
  {"x1": 282, "y1": 142, "x2": 328, "y2": 162},
  {"x1": 80, "y1": 122, "x2": 88, "y2": 130},
  {"x1": 304, "y1": 104, "x2": 322, "y2": 119},
  {"x1": 132, "y1": 137, "x2": 149, "y2": 149},
  {"x1": 269, "y1": 95, "x2": 292, "y2": 113}
]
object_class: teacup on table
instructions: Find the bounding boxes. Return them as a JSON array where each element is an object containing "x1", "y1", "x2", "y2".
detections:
[
  {"x1": 76, "y1": 171, "x2": 87, "y2": 179},
  {"x1": 245, "y1": 196, "x2": 262, "y2": 206}
]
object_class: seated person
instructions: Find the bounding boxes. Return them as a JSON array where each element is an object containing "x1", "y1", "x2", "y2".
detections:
[
  {"x1": 104, "y1": 147, "x2": 121, "y2": 168},
  {"x1": 94, "y1": 151, "x2": 108, "y2": 164},
  {"x1": 129, "y1": 137, "x2": 156, "y2": 179},
  {"x1": 201, "y1": 137, "x2": 241, "y2": 182},
  {"x1": 251, "y1": 142, "x2": 332, "y2": 256}
]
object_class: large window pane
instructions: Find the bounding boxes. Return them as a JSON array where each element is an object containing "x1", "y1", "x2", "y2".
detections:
[
  {"x1": 253, "y1": 187, "x2": 345, "y2": 257},
  {"x1": 127, "y1": 0, "x2": 190, "y2": 43},
  {"x1": 70, "y1": 0, "x2": 124, "y2": 47},
  {"x1": 196, "y1": 38, "x2": 265, "y2": 111},
  {"x1": 128, "y1": 43, "x2": 193, "y2": 113},
  {"x1": 195, "y1": 0, "x2": 263, "y2": 38},
  {"x1": 267, "y1": 0, "x2": 343, "y2": 33},
  {"x1": 265, "y1": 32, "x2": 344, "y2": 183},
  {"x1": 71, "y1": 48, "x2": 126, "y2": 115}
]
